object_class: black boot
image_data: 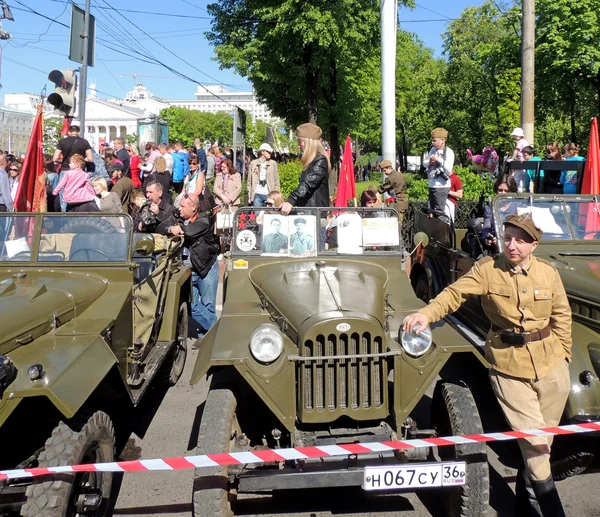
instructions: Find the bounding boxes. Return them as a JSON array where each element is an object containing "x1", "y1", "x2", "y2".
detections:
[
  {"x1": 515, "y1": 467, "x2": 542, "y2": 517},
  {"x1": 530, "y1": 476, "x2": 567, "y2": 517}
]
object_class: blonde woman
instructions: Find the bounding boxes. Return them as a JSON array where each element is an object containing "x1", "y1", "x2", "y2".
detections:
[
  {"x1": 127, "y1": 144, "x2": 142, "y2": 188},
  {"x1": 281, "y1": 123, "x2": 331, "y2": 214},
  {"x1": 92, "y1": 177, "x2": 123, "y2": 212}
]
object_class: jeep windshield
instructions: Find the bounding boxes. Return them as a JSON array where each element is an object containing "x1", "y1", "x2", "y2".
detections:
[
  {"x1": 0, "y1": 213, "x2": 132, "y2": 262},
  {"x1": 493, "y1": 195, "x2": 600, "y2": 244},
  {"x1": 231, "y1": 207, "x2": 403, "y2": 256}
]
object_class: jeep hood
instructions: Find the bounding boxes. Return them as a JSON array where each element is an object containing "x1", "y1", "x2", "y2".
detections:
[
  {"x1": 0, "y1": 271, "x2": 107, "y2": 355},
  {"x1": 249, "y1": 260, "x2": 388, "y2": 331},
  {"x1": 541, "y1": 253, "x2": 600, "y2": 304}
]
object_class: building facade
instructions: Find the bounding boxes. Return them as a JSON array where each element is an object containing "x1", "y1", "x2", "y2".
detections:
[
  {"x1": 170, "y1": 84, "x2": 278, "y2": 124},
  {"x1": 0, "y1": 105, "x2": 33, "y2": 155}
]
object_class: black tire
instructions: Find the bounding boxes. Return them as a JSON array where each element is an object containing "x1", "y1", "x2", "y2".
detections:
[
  {"x1": 20, "y1": 411, "x2": 115, "y2": 517},
  {"x1": 193, "y1": 386, "x2": 238, "y2": 517},
  {"x1": 60, "y1": 217, "x2": 118, "y2": 234},
  {"x1": 159, "y1": 302, "x2": 188, "y2": 386},
  {"x1": 432, "y1": 380, "x2": 490, "y2": 517},
  {"x1": 414, "y1": 274, "x2": 431, "y2": 302}
]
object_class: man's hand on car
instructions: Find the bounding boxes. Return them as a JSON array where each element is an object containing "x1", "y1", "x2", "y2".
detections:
[{"x1": 402, "y1": 312, "x2": 430, "y2": 334}]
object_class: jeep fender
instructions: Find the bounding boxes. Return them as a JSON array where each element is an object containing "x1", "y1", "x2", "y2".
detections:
[
  {"x1": 0, "y1": 334, "x2": 120, "y2": 426},
  {"x1": 564, "y1": 320, "x2": 600, "y2": 421},
  {"x1": 157, "y1": 265, "x2": 192, "y2": 343}
]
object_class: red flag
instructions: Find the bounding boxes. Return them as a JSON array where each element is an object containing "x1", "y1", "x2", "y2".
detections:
[
  {"x1": 61, "y1": 116, "x2": 72, "y2": 137},
  {"x1": 335, "y1": 135, "x2": 356, "y2": 208},
  {"x1": 582, "y1": 117, "x2": 600, "y2": 195},
  {"x1": 580, "y1": 117, "x2": 600, "y2": 238},
  {"x1": 14, "y1": 105, "x2": 46, "y2": 212}
]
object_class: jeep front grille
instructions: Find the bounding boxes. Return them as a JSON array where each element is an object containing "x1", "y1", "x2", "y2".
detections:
[
  {"x1": 570, "y1": 298, "x2": 600, "y2": 324},
  {"x1": 300, "y1": 333, "x2": 385, "y2": 412}
]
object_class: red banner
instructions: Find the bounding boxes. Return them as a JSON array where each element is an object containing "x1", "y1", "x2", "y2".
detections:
[
  {"x1": 335, "y1": 135, "x2": 356, "y2": 208},
  {"x1": 13, "y1": 105, "x2": 46, "y2": 212}
]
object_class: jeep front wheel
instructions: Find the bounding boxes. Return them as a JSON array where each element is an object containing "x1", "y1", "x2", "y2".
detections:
[
  {"x1": 193, "y1": 387, "x2": 238, "y2": 517},
  {"x1": 433, "y1": 380, "x2": 490, "y2": 517},
  {"x1": 20, "y1": 411, "x2": 115, "y2": 517},
  {"x1": 414, "y1": 274, "x2": 431, "y2": 302}
]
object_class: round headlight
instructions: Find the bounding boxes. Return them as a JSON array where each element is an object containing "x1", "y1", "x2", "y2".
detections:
[
  {"x1": 250, "y1": 324, "x2": 284, "y2": 364},
  {"x1": 399, "y1": 325, "x2": 433, "y2": 358}
]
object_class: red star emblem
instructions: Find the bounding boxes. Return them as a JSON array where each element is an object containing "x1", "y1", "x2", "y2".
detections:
[
  {"x1": 238, "y1": 221, "x2": 247, "y2": 229},
  {"x1": 249, "y1": 212, "x2": 257, "y2": 221},
  {"x1": 239, "y1": 212, "x2": 247, "y2": 221}
]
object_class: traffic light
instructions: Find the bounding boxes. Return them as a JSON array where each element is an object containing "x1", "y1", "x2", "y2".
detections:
[{"x1": 48, "y1": 69, "x2": 77, "y2": 116}]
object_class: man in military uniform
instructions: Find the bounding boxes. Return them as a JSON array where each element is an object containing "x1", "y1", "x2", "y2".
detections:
[
  {"x1": 263, "y1": 218, "x2": 288, "y2": 254},
  {"x1": 378, "y1": 159, "x2": 408, "y2": 219},
  {"x1": 289, "y1": 217, "x2": 314, "y2": 256},
  {"x1": 403, "y1": 213, "x2": 570, "y2": 517}
]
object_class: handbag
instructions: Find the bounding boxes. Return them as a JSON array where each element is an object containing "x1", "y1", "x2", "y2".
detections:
[{"x1": 216, "y1": 205, "x2": 233, "y2": 230}]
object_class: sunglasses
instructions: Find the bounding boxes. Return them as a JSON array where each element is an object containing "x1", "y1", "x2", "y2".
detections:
[
  {"x1": 9, "y1": 168, "x2": 18, "y2": 172},
  {"x1": 266, "y1": 201, "x2": 274, "y2": 206}
]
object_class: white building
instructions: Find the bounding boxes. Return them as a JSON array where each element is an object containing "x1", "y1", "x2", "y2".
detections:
[
  {"x1": 170, "y1": 84, "x2": 278, "y2": 124},
  {"x1": 4, "y1": 93, "x2": 49, "y2": 114},
  {"x1": 0, "y1": 105, "x2": 34, "y2": 155}
]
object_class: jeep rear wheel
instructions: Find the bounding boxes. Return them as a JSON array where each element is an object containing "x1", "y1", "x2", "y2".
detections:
[
  {"x1": 20, "y1": 411, "x2": 115, "y2": 517},
  {"x1": 159, "y1": 302, "x2": 188, "y2": 386},
  {"x1": 433, "y1": 380, "x2": 490, "y2": 517},
  {"x1": 193, "y1": 387, "x2": 238, "y2": 517}
]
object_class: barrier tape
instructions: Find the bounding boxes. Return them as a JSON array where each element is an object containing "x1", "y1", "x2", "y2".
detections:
[{"x1": 2, "y1": 421, "x2": 599, "y2": 481}]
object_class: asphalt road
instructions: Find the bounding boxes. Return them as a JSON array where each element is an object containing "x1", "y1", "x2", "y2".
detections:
[{"x1": 111, "y1": 264, "x2": 600, "y2": 517}]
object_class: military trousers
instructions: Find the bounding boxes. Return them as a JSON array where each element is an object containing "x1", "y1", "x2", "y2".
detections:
[{"x1": 489, "y1": 359, "x2": 570, "y2": 481}]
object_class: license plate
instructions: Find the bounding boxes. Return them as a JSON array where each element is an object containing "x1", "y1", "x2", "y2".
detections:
[{"x1": 363, "y1": 462, "x2": 466, "y2": 491}]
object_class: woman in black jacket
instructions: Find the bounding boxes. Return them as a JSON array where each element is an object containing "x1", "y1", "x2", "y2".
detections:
[{"x1": 281, "y1": 123, "x2": 331, "y2": 214}]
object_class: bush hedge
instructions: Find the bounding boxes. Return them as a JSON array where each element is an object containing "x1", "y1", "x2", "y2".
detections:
[{"x1": 406, "y1": 165, "x2": 494, "y2": 201}]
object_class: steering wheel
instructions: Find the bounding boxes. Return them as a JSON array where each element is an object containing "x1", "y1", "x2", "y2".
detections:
[{"x1": 70, "y1": 248, "x2": 111, "y2": 261}]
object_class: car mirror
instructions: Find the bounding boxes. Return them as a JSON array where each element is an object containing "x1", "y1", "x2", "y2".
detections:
[
  {"x1": 413, "y1": 231, "x2": 429, "y2": 248},
  {"x1": 134, "y1": 235, "x2": 155, "y2": 256}
]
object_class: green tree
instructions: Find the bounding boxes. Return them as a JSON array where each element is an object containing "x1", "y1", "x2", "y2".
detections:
[
  {"x1": 125, "y1": 133, "x2": 139, "y2": 146},
  {"x1": 159, "y1": 107, "x2": 233, "y2": 145},
  {"x1": 43, "y1": 116, "x2": 64, "y2": 155},
  {"x1": 206, "y1": 0, "x2": 413, "y2": 170},
  {"x1": 536, "y1": 0, "x2": 600, "y2": 145}
]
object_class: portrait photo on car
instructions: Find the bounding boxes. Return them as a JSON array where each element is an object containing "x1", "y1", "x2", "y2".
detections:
[
  {"x1": 261, "y1": 214, "x2": 290, "y2": 256},
  {"x1": 288, "y1": 215, "x2": 316, "y2": 257}
]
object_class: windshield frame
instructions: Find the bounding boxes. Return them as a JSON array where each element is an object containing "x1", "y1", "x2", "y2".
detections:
[
  {"x1": 0, "y1": 213, "x2": 134, "y2": 264},
  {"x1": 492, "y1": 194, "x2": 600, "y2": 250}
]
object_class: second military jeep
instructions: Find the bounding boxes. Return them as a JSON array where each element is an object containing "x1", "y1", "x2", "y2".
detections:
[
  {"x1": 410, "y1": 194, "x2": 600, "y2": 478},
  {"x1": 191, "y1": 207, "x2": 492, "y2": 517},
  {"x1": 0, "y1": 213, "x2": 191, "y2": 517}
]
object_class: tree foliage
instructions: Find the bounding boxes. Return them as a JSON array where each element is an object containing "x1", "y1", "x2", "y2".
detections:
[
  {"x1": 43, "y1": 116, "x2": 64, "y2": 155},
  {"x1": 159, "y1": 106, "x2": 234, "y2": 145}
]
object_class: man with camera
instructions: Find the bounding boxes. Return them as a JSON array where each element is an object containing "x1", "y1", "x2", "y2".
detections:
[
  {"x1": 248, "y1": 143, "x2": 280, "y2": 207},
  {"x1": 426, "y1": 127, "x2": 454, "y2": 219},
  {"x1": 135, "y1": 181, "x2": 176, "y2": 232}
]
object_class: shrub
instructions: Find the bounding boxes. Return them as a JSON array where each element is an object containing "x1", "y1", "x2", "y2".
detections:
[
  {"x1": 278, "y1": 160, "x2": 302, "y2": 198},
  {"x1": 406, "y1": 165, "x2": 494, "y2": 202}
]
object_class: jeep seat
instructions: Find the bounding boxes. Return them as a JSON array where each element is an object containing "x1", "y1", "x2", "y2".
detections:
[{"x1": 132, "y1": 233, "x2": 159, "y2": 283}]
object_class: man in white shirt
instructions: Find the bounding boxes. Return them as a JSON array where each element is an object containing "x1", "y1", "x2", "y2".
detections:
[
  {"x1": 426, "y1": 127, "x2": 454, "y2": 219},
  {"x1": 159, "y1": 143, "x2": 174, "y2": 173}
]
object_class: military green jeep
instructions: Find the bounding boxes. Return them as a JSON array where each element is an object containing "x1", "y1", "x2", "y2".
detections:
[
  {"x1": 410, "y1": 194, "x2": 600, "y2": 478},
  {"x1": 0, "y1": 213, "x2": 191, "y2": 516},
  {"x1": 191, "y1": 207, "x2": 491, "y2": 517}
]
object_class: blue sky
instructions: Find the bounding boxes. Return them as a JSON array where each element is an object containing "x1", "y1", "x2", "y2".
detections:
[{"x1": 1, "y1": 0, "x2": 485, "y2": 104}]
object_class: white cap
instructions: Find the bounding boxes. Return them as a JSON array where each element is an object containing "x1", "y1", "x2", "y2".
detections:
[
  {"x1": 511, "y1": 127, "x2": 524, "y2": 137},
  {"x1": 259, "y1": 143, "x2": 274, "y2": 153}
]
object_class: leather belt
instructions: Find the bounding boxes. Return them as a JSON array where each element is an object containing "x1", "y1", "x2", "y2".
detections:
[{"x1": 491, "y1": 324, "x2": 551, "y2": 345}]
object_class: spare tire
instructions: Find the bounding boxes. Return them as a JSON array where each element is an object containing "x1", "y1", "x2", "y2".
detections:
[{"x1": 59, "y1": 216, "x2": 118, "y2": 234}]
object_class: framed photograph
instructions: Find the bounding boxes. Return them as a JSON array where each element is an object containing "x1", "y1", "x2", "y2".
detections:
[
  {"x1": 288, "y1": 215, "x2": 316, "y2": 257},
  {"x1": 262, "y1": 214, "x2": 289, "y2": 256}
]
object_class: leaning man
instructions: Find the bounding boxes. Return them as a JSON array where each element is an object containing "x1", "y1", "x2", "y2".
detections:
[
  {"x1": 157, "y1": 194, "x2": 219, "y2": 343},
  {"x1": 403, "y1": 213, "x2": 571, "y2": 517}
]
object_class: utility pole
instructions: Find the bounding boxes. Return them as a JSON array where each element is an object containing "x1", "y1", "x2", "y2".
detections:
[
  {"x1": 78, "y1": 0, "x2": 91, "y2": 138},
  {"x1": 381, "y1": 0, "x2": 397, "y2": 169},
  {"x1": 521, "y1": 0, "x2": 535, "y2": 145}
]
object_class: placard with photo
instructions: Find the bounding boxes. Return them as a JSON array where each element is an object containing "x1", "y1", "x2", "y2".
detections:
[
  {"x1": 261, "y1": 214, "x2": 289, "y2": 256},
  {"x1": 288, "y1": 215, "x2": 317, "y2": 257}
]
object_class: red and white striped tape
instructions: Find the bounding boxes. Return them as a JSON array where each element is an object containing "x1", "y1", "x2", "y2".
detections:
[{"x1": 2, "y1": 421, "x2": 599, "y2": 481}]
